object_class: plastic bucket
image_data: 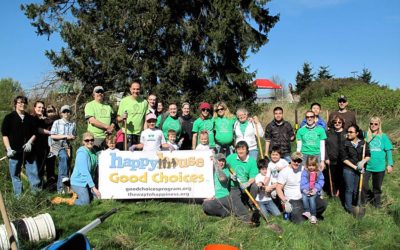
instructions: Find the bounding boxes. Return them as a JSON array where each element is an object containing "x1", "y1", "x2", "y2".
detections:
[
  {"x1": 0, "y1": 213, "x2": 56, "y2": 250},
  {"x1": 204, "y1": 244, "x2": 239, "y2": 250}
]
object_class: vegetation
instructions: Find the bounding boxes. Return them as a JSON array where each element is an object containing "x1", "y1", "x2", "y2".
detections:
[{"x1": 0, "y1": 78, "x2": 23, "y2": 111}]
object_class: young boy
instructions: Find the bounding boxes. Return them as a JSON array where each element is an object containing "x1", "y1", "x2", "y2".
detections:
[
  {"x1": 255, "y1": 159, "x2": 281, "y2": 217},
  {"x1": 49, "y1": 105, "x2": 77, "y2": 194},
  {"x1": 131, "y1": 113, "x2": 168, "y2": 151},
  {"x1": 195, "y1": 130, "x2": 210, "y2": 151},
  {"x1": 264, "y1": 146, "x2": 289, "y2": 198},
  {"x1": 165, "y1": 130, "x2": 184, "y2": 151},
  {"x1": 104, "y1": 135, "x2": 119, "y2": 152}
]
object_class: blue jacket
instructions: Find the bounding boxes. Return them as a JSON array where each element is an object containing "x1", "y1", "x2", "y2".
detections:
[
  {"x1": 71, "y1": 146, "x2": 96, "y2": 188},
  {"x1": 300, "y1": 116, "x2": 327, "y2": 130},
  {"x1": 300, "y1": 170, "x2": 324, "y2": 194}
]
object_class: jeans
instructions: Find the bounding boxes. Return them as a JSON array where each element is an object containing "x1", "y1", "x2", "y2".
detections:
[
  {"x1": 362, "y1": 170, "x2": 385, "y2": 207},
  {"x1": 343, "y1": 167, "x2": 360, "y2": 213},
  {"x1": 215, "y1": 144, "x2": 233, "y2": 157},
  {"x1": 249, "y1": 149, "x2": 259, "y2": 160},
  {"x1": 282, "y1": 154, "x2": 291, "y2": 163},
  {"x1": 72, "y1": 185, "x2": 95, "y2": 205},
  {"x1": 290, "y1": 197, "x2": 327, "y2": 223},
  {"x1": 258, "y1": 200, "x2": 281, "y2": 216},
  {"x1": 9, "y1": 156, "x2": 41, "y2": 197},
  {"x1": 302, "y1": 194, "x2": 317, "y2": 216},
  {"x1": 57, "y1": 149, "x2": 69, "y2": 192}
]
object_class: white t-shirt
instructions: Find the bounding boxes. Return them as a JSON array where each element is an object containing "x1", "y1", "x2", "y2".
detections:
[
  {"x1": 277, "y1": 165, "x2": 303, "y2": 200},
  {"x1": 140, "y1": 128, "x2": 166, "y2": 151},
  {"x1": 255, "y1": 173, "x2": 271, "y2": 202},
  {"x1": 267, "y1": 159, "x2": 289, "y2": 185},
  {"x1": 103, "y1": 148, "x2": 120, "y2": 152},
  {"x1": 196, "y1": 144, "x2": 210, "y2": 151}
]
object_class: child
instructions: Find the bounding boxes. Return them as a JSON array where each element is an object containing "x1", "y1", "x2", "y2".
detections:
[
  {"x1": 131, "y1": 113, "x2": 168, "y2": 151},
  {"x1": 255, "y1": 159, "x2": 281, "y2": 217},
  {"x1": 104, "y1": 135, "x2": 119, "y2": 152},
  {"x1": 300, "y1": 156, "x2": 325, "y2": 224},
  {"x1": 49, "y1": 105, "x2": 77, "y2": 194},
  {"x1": 264, "y1": 147, "x2": 289, "y2": 198},
  {"x1": 195, "y1": 130, "x2": 210, "y2": 151},
  {"x1": 164, "y1": 130, "x2": 184, "y2": 151}
]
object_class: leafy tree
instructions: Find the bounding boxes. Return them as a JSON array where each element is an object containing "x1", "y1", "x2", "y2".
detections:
[
  {"x1": 358, "y1": 67, "x2": 378, "y2": 85},
  {"x1": 295, "y1": 62, "x2": 314, "y2": 94},
  {"x1": 0, "y1": 78, "x2": 24, "y2": 111},
  {"x1": 316, "y1": 65, "x2": 333, "y2": 80},
  {"x1": 21, "y1": 0, "x2": 279, "y2": 109}
]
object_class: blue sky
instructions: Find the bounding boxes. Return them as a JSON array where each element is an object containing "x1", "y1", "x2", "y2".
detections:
[{"x1": 1, "y1": 0, "x2": 399, "y2": 91}]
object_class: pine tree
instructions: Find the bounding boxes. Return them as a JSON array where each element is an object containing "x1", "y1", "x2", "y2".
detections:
[
  {"x1": 316, "y1": 66, "x2": 333, "y2": 80},
  {"x1": 295, "y1": 62, "x2": 314, "y2": 93},
  {"x1": 358, "y1": 67, "x2": 378, "y2": 85}
]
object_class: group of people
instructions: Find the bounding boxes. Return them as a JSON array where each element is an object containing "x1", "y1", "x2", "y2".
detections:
[{"x1": 1, "y1": 82, "x2": 394, "y2": 225}]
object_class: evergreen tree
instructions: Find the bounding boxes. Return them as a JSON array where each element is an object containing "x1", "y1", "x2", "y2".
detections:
[
  {"x1": 21, "y1": 0, "x2": 279, "y2": 108},
  {"x1": 358, "y1": 67, "x2": 378, "y2": 85},
  {"x1": 316, "y1": 66, "x2": 333, "y2": 80},
  {"x1": 295, "y1": 62, "x2": 314, "y2": 93},
  {"x1": 0, "y1": 78, "x2": 24, "y2": 111}
]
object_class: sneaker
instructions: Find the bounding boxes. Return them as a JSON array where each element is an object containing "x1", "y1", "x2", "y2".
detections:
[
  {"x1": 251, "y1": 210, "x2": 261, "y2": 227},
  {"x1": 310, "y1": 216, "x2": 317, "y2": 224},
  {"x1": 302, "y1": 211, "x2": 311, "y2": 219}
]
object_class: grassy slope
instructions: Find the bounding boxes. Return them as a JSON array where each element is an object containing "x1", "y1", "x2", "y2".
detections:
[{"x1": 1, "y1": 107, "x2": 400, "y2": 250}]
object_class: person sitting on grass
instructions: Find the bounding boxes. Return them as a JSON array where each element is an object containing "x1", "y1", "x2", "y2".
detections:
[
  {"x1": 70, "y1": 132, "x2": 100, "y2": 205},
  {"x1": 255, "y1": 158, "x2": 281, "y2": 217},
  {"x1": 301, "y1": 156, "x2": 325, "y2": 224}
]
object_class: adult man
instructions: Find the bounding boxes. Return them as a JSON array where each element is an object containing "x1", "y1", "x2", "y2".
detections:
[
  {"x1": 300, "y1": 103, "x2": 327, "y2": 130},
  {"x1": 264, "y1": 107, "x2": 295, "y2": 162},
  {"x1": 276, "y1": 152, "x2": 328, "y2": 223},
  {"x1": 84, "y1": 86, "x2": 115, "y2": 150},
  {"x1": 296, "y1": 110, "x2": 327, "y2": 170},
  {"x1": 1, "y1": 96, "x2": 41, "y2": 197},
  {"x1": 147, "y1": 94, "x2": 157, "y2": 115},
  {"x1": 156, "y1": 103, "x2": 182, "y2": 141},
  {"x1": 328, "y1": 95, "x2": 357, "y2": 130},
  {"x1": 117, "y1": 81, "x2": 148, "y2": 148}
]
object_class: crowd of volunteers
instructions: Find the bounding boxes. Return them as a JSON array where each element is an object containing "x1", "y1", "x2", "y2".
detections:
[{"x1": 1, "y1": 81, "x2": 394, "y2": 225}]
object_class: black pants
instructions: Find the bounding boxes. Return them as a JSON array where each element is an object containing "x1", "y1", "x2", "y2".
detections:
[
  {"x1": 362, "y1": 170, "x2": 385, "y2": 207},
  {"x1": 203, "y1": 193, "x2": 252, "y2": 222},
  {"x1": 116, "y1": 134, "x2": 140, "y2": 150},
  {"x1": 323, "y1": 162, "x2": 344, "y2": 197},
  {"x1": 289, "y1": 197, "x2": 328, "y2": 224}
]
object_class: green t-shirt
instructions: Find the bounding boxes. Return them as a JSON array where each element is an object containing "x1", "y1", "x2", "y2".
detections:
[
  {"x1": 366, "y1": 133, "x2": 394, "y2": 172},
  {"x1": 214, "y1": 117, "x2": 236, "y2": 145},
  {"x1": 117, "y1": 96, "x2": 148, "y2": 135},
  {"x1": 84, "y1": 100, "x2": 114, "y2": 139},
  {"x1": 214, "y1": 167, "x2": 231, "y2": 199},
  {"x1": 296, "y1": 126, "x2": 327, "y2": 155},
  {"x1": 226, "y1": 153, "x2": 258, "y2": 187},
  {"x1": 156, "y1": 115, "x2": 182, "y2": 140},
  {"x1": 192, "y1": 117, "x2": 215, "y2": 147}
]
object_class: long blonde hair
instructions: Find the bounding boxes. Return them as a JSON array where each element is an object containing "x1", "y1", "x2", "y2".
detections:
[
  {"x1": 213, "y1": 101, "x2": 234, "y2": 119},
  {"x1": 367, "y1": 117, "x2": 383, "y2": 142}
]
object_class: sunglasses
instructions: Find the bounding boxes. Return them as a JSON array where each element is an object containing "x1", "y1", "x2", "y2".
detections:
[
  {"x1": 306, "y1": 116, "x2": 315, "y2": 119},
  {"x1": 47, "y1": 110, "x2": 54, "y2": 113},
  {"x1": 333, "y1": 121, "x2": 342, "y2": 125},
  {"x1": 216, "y1": 108, "x2": 225, "y2": 111},
  {"x1": 62, "y1": 110, "x2": 71, "y2": 113},
  {"x1": 201, "y1": 109, "x2": 210, "y2": 112},
  {"x1": 17, "y1": 101, "x2": 26, "y2": 104},
  {"x1": 347, "y1": 131, "x2": 356, "y2": 134},
  {"x1": 95, "y1": 90, "x2": 104, "y2": 94},
  {"x1": 292, "y1": 159, "x2": 302, "y2": 164},
  {"x1": 338, "y1": 100, "x2": 347, "y2": 103},
  {"x1": 84, "y1": 138, "x2": 95, "y2": 142},
  {"x1": 370, "y1": 122, "x2": 379, "y2": 126}
]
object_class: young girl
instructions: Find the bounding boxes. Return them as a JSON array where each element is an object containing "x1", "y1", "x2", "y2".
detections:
[
  {"x1": 104, "y1": 135, "x2": 119, "y2": 152},
  {"x1": 195, "y1": 130, "x2": 210, "y2": 151},
  {"x1": 300, "y1": 156, "x2": 324, "y2": 224},
  {"x1": 131, "y1": 113, "x2": 169, "y2": 151}
]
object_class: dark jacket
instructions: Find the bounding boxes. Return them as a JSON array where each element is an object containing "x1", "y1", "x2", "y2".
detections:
[
  {"x1": 264, "y1": 120, "x2": 294, "y2": 155},
  {"x1": 341, "y1": 139, "x2": 370, "y2": 166},
  {"x1": 180, "y1": 114, "x2": 194, "y2": 150},
  {"x1": 325, "y1": 129, "x2": 347, "y2": 164},
  {"x1": 1, "y1": 111, "x2": 38, "y2": 158}
]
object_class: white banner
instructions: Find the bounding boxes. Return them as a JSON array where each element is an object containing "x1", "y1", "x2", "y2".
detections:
[{"x1": 98, "y1": 150, "x2": 215, "y2": 199}]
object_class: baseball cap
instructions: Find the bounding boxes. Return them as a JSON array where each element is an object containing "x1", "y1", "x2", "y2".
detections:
[
  {"x1": 290, "y1": 152, "x2": 303, "y2": 162},
  {"x1": 216, "y1": 153, "x2": 226, "y2": 161},
  {"x1": 93, "y1": 86, "x2": 104, "y2": 93},
  {"x1": 199, "y1": 102, "x2": 211, "y2": 110},
  {"x1": 60, "y1": 105, "x2": 71, "y2": 113},
  {"x1": 337, "y1": 95, "x2": 347, "y2": 102},
  {"x1": 146, "y1": 113, "x2": 157, "y2": 121}
]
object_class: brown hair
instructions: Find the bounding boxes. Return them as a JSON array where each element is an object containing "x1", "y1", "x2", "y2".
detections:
[{"x1": 306, "y1": 156, "x2": 318, "y2": 171}]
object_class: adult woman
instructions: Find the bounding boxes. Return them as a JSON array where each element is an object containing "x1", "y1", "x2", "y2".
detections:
[
  {"x1": 362, "y1": 117, "x2": 394, "y2": 208},
  {"x1": 156, "y1": 103, "x2": 182, "y2": 141},
  {"x1": 234, "y1": 108, "x2": 264, "y2": 160},
  {"x1": 192, "y1": 102, "x2": 215, "y2": 150},
  {"x1": 30, "y1": 101, "x2": 56, "y2": 189},
  {"x1": 341, "y1": 125, "x2": 370, "y2": 213},
  {"x1": 71, "y1": 132, "x2": 101, "y2": 205},
  {"x1": 325, "y1": 115, "x2": 347, "y2": 197},
  {"x1": 213, "y1": 101, "x2": 236, "y2": 156},
  {"x1": 179, "y1": 102, "x2": 194, "y2": 150}
]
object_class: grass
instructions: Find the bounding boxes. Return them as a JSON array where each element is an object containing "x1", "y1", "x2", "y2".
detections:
[{"x1": 1, "y1": 106, "x2": 400, "y2": 249}]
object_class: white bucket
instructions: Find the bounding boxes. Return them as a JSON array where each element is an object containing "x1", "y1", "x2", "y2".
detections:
[{"x1": 0, "y1": 213, "x2": 56, "y2": 249}]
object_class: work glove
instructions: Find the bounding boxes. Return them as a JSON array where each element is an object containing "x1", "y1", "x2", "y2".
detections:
[
  {"x1": 356, "y1": 164, "x2": 365, "y2": 174},
  {"x1": 7, "y1": 148, "x2": 16, "y2": 157},
  {"x1": 129, "y1": 145, "x2": 136, "y2": 151},
  {"x1": 283, "y1": 200, "x2": 292, "y2": 213},
  {"x1": 22, "y1": 141, "x2": 33, "y2": 152},
  {"x1": 240, "y1": 182, "x2": 250, "y2": 190},
  {"x1": 230, "y1": 173, "x2": 237, "y2": 182},
  {"x1": 357, "y1": 159, "x2": 366, "y2": 169}
]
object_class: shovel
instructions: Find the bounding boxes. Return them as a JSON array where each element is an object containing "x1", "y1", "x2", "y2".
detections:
[
  {"x1": 352, "y1": 142, "x2": 366, "y2": 219},
  {"x1": 228, "y1": 168, "x2": 283, "y2": 235}
]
